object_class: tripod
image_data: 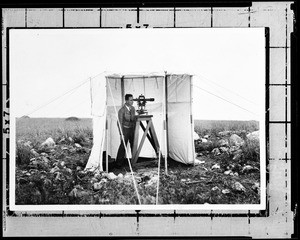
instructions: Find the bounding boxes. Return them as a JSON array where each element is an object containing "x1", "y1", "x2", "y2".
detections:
[{"x1": 131, "y1": 115, "x2": 160, "y2": 165}]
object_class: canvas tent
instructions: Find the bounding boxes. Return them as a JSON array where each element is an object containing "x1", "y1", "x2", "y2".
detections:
[{"x1": 85, "y1": 72, "x2": 195, "y2": 171}]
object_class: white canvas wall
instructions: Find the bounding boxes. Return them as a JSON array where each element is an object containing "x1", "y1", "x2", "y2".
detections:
[{"x1": 167, "y1": 74, "x2": 195, "y2": 164}]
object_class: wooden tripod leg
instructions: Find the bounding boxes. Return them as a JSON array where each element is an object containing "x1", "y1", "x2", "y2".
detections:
[
  {"x1": 149, "y1": 121, "x2": 160, "y2": 157},
  {"x1": 132, "y1": 120, "x2": 152, "y2": 165},
  {"x1": 132, "y1": 120, "x2": 140, "y2": 164}
]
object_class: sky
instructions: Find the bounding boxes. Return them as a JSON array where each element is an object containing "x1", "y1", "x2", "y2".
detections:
[{"x1": 9, "y1": 28, "x2": 265, "y2": 120}]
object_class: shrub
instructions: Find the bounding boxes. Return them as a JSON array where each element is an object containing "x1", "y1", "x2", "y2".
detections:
[
  {"x1": 16, "y1": 143, "x2": 33, "y2": 166},
  {"x1": 65, "y1": 117, "x2": 80, "y2": 121}
]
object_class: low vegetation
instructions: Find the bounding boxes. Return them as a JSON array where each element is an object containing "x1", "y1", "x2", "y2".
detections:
[{"x1": 15, "y1": 118, "x2": 260, "y2": 205}]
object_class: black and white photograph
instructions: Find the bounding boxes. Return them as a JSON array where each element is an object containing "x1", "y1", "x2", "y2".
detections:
[{"x1": 9, "y1": 28, "x2": 266, "y2": 210}]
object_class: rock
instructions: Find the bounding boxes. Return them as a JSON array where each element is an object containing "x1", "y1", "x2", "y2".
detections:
[
  {"x1": 232, "y1": 182, "x2": 246, "y2": 192},
  {"x1": 218, "y1": 131, "x2": 231, "y2": 136},
  {"x1": 201, "y1": 138, "x2": 208, "y2": 143},
  {"x1": 229, "y1": 146, "x2": 240, "y2": 153},
  {"x1": 60, "y1": 161, "x2": 65, "y2": 167},
  {"x1": 219, "y1": 147, "x2": 229, "y2": 153},
  {"x1": 194, "y1": 159, "x2": 205, "y2": 165},
  {"x1": 76, "y1": 166, "x2": 82, "y2": 171},
  {"x1": 211, "y1": 148, "x2": 221, "y2": 155},
  {"x1": 212, "y1": 186, "x2": 220, "y2": 191},
  {"x1": 40, "y1": 152, "x2": 48, "y2": 156},
  {"x1": 24, "y1": 141, "x2": 32, "y2": 147},
  {"x1": 204, "y1": 135, "x2": 209, "y2": 139},
  {"x1": 224, "y1": 170, "x2": 232, "y2": 175},
  {"x1": 50, "y1": 166, "x2": 60, "y2": 173},
  {"x1": 30, "y1": 149, "x2": 39, "y2": 156},
  {"x1": 222, "y1": 189, "x2": 230, "y2": 194},
  {"x1": 100, "y1": 178, "x2": 108, "y2": 184},
  {"x1": 232, "y1": 153, "x2": 242, "y2": 161},
  {"x1": 93, "y1": 182, "x2": 102, "y2": 190},
  {"x1": 229, "y1": 134, "x2": 244, "y2": 146},
  {"x1": 41, "y1": 137, "x2": 55, "y2": 148},
  {"x1": 65, "y1": 168, "x2": 73, "y2": 174},
  {"x1": 252, "y1": 182, "x2": 260, "y2": 192},
  {"x1": 247, "y1": 131, "x2": 259, "y2": 142},
  {"x1": 74, "y1": 143, "x2": 82, "y2": 148},
  {"x1": 193, "y1": 132, "x2": 200, "y2": 141},
  {"x1": 181, "y1": 179, "x2": 187, "y2": 182},
  {"x1": 68, "y1": 137, "x2": 73, "y2": 142},
  {"x1": 218, "y1": 139, "x2": 229, "y2": 147},
  {"x1": 107, "y1": 172, "x2": 117, "y2": 180},
  {"x1": 211, "y1": 164, "x2": 220, "y2": 169},
  {"x1": 233, "y1": 172, "x2": 239, "y2": 177},
  {"x1": 117, "y1": 173, "x2": 124, "y2": 178}
]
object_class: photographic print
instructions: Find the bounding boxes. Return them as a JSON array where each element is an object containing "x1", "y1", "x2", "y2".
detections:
[{"x1": 9, "y1": 28, "x2": 266, "y2": 210}]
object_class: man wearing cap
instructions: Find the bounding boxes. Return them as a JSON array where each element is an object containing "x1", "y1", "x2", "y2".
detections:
[{"x1": 115, "y1": 94, "x2": 136, "y2": 168}]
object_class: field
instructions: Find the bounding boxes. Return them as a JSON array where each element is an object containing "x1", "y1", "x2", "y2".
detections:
[{"x1": 14, "y1": 117, "x2": 261, "y2": 205}]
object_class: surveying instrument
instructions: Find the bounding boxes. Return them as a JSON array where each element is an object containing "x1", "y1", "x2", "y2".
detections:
[{"x1": 131, "y1": 94, "x2": 160, "y2": 165}]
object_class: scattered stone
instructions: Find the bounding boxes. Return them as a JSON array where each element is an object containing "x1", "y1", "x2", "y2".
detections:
[
  {"x1": 229, "y1": 146, "x2": 240, "y2": 153},
  {"x1": 211, "y1": 164, "x2": 220, "y2": 170},
  {"x1": 41, "y1": 137, "x2": 55, "y2": 147},
  {"x1": 76, "y1": 166, "x2": 82, "y2": 171},
  {"x1": 218, "y1": 131, "x2": 231, "y2": 136},
  {"x1": 117, "y1": 173, "x2": 124, "y2": 178},
  {"x1": 211, "y1": 148, "x2": 221, "y2": 155},
  {"x1": 252, "y1": 182, "x2": 260, "y2": 192},
  {"x1": 181, "y1": 179, "x2": 187, "y2": 182},
  {"x1": 65, "y1": 168, "x2": 73, "y2": 174},
  {"x1": 193, "y1": 132, "x2": 200, "y2": 141},
  {"x1": 107, "y1": 172, "x2": 117, "y2": 180},
  {"x1": 100, "y1": 178, "x2": 108, "y2": 184},
  {"x1": 24, "y1": 141, "x2": 32, "y2": 147},
  {"x1": 218, "y1": 139, "x2": 229, "y2": 147},
  {"x1": 212, "y1": 186, "x2": 220, "y2": 191},
  {"x1": 232, "y1": 153, "x2": 242, "y2": 161},
  {"x1": 233, "y1": 172, "x2": 239, "y2": 177},
  {"x1": 93, "y1": 182, "x2": 102, "y2": 190},
  {"x1": 224, "y1": 170, "x2": 232, "y2": 175},
  {"x1": 201, "y1": 138, "x2": 208, "y2": 143},
  {"x1": 60, "y1": 161, "x2": 65, "y2": 167},
  {"x1": 247, "y1": 131, "x2": 259, "y2": 142},
  {"x1": 222, "y1": 189, "x2": 230, "y2": 194},
  {"x1": 50, "y1": 166, "x2": 60, "y2": 173},
  {"x1": 232, "y1": 182, "x2": 246, "y2": 192},
  {"x1": 68, "y1": 137, "x2": 73, "y2": 142},
  {"x1": 194, "y1": 159, "x2": 205, "y2": 165},
  {"x1": 219, "y1": 147, "x2": 229, "y2": 153},
  {"x1": 229, "y1": 134, "x2": 244, "y2": 146},
  {"x1": 74, "y1": 143, "x2": 82, "y2": 148},
  {"x1": 30, "y1": 149, "x2": 39, "y2": 156}
]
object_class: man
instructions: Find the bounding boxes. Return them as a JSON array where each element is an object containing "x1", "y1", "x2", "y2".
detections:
[{"x1": 115, "y1": 94, "x2": 136, "y2": 168}]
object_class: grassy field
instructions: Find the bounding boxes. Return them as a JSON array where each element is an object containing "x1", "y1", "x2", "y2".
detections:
[{"x1": 15, "y1": 117, "x2": 261, "y2": 205}]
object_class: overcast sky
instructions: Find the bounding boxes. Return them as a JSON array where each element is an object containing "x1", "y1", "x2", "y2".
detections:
[{"x1": 10, "y1": 28, "x2": 265, "y2": 120}]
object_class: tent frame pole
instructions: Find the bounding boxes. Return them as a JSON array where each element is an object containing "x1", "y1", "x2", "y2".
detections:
[
  {"x1": 164, "y1": 72, "x2": 168, "y2": 175},
  {"x1": 106, "y1": 117, "x2": 109, "y2": 173}
]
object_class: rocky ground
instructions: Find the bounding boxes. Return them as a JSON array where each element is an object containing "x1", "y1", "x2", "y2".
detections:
[{"x1": 15, "y1": 128, "x2": 260, "y2": 205}]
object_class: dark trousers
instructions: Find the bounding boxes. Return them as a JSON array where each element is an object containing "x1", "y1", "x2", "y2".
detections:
[{"x1": 116, "y1": 127, "x2": 134, "y2": 167}]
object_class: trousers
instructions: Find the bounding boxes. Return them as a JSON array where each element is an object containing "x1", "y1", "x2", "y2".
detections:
[{"x1": 116, "y1": 127, "x2": 134, "y2": 166}]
